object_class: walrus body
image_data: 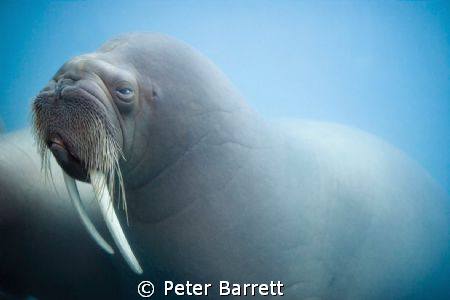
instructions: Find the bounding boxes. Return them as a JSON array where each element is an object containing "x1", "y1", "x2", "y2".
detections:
[{"x1": 1, "y1": 33, "x2": 449, "y2": 299}]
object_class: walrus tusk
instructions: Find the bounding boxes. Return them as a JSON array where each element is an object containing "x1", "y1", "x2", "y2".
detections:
[
  {"x1": 90, "y1": 170, "x2": 143, "y2": 274},
  {"x1": 63, "y1": 171, "x2": 115, "y2": 255}
]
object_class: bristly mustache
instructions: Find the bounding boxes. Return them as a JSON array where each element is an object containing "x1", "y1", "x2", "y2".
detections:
[
  {"x1": 31, "y1": 93, "x2": 128, "y2": 218},
  {"x1": 31, "y1": 93, "x2": 143, "y2": 274}
]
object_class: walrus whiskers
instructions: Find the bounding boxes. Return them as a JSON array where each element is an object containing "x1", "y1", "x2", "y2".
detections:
[{"x1": 32, "y1": 100, "x2": 141, "y2": 273}]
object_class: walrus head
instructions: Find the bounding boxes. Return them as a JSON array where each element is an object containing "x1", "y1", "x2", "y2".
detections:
[{"x1": 32, "y1": 39, "x2": 143, "y2": 274}]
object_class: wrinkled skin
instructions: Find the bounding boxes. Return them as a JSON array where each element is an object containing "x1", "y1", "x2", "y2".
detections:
[{"x1": 1, "y1": 33, "x2": 450, "y2": 299}]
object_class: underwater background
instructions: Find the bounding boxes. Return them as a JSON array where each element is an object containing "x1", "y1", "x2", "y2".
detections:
[{"x1": 0, "y1": 0, "x2": 449, "y2": 193}]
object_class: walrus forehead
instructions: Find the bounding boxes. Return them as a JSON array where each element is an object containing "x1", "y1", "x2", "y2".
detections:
[{"x1": 54, "y1": 54, "x2": 137, "y2": 87}]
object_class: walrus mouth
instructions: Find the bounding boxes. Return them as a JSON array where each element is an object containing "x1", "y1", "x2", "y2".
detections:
[
  {"x1": 47, "y1": 135, "x2": 89, "y2": 181},
  {"x1": 32, "y1": 89, "x2": 143, "y2": 274}
]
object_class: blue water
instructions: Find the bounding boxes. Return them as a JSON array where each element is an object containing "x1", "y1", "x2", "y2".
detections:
[{"x1": 0, "y1": 0, "x2": 449, "y2": 192}]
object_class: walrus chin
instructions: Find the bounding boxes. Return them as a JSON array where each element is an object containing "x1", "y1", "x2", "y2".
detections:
[{"x1": 32, "y1": 89, "x2": 143, "y2": 274}]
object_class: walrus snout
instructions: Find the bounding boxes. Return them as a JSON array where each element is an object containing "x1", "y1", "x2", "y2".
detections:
[
  {"x1": 47, "y1": 136, "x2": 89, "y2": 182},
  {"x1": 33, "y1": 81, "x2": 122, "y2": 182}
]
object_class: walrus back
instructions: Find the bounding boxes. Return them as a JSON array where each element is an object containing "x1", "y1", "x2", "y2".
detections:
[{"x1": 274, "y1": 119, "x2": 450, "y2": 299}]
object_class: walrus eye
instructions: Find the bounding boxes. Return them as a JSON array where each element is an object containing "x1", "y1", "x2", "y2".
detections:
[{"x1": 116, "y1": 87, "x2": 134, "y2": 100}]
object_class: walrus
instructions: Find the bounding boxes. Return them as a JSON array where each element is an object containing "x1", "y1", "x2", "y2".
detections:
[{"x1": 1, "y1": 32, "x2": 449, "y2": 299}]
